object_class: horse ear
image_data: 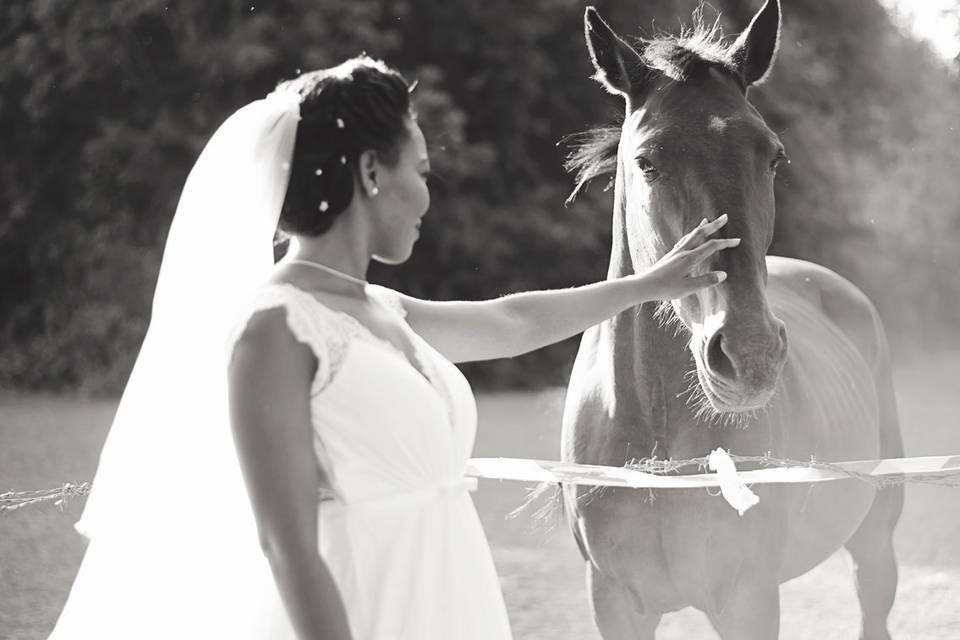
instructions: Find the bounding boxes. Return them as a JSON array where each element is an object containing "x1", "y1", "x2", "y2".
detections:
[
  {"x1": 729, "y1": 0, "x2": 781, "y2": 87},
  {"x1": 584, "y1": 7, "x2": 645, "y2": 98}
]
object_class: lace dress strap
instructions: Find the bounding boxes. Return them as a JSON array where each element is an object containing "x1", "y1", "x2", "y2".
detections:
[
  {"x1": 367, "y1": 284, "x2": 408, "y2": 319},
  {"x1": 229, "y1": 283, "x2": 412, "y2": 395},
  {"x1": 227, "y1": 283, "x2": 342, "y2": 394},
  {"x1": 226, "y1": 283, "x2": 347, "y2": 503}
]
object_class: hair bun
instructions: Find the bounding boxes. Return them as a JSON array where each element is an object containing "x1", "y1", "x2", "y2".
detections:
[{"x1": 277, "y1": 56, "x2": 413, "y2": 237}]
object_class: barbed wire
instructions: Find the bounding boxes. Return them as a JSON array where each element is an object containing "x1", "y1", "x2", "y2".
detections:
[
  {"x1": 624, "y1": 452, "x2": 960, "y2": 488},
  {"x1": 5, "y1": 450, "x2": 960, "y2": 516},
  {"x1": 503, "y1": 452, "x2": 960, "y2": 523},
  {"x1": 0, "y1": 483, "x2": 91, "y2": 514}
]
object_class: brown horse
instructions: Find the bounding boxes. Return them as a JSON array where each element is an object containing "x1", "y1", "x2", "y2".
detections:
[{"x1": 561, "y1": 2, "x2": 904, "y2": 638}]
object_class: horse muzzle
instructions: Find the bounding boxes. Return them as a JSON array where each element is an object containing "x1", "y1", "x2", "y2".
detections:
[{"x1": 693, "y1": 317, "x2": 788, "y2": 413}]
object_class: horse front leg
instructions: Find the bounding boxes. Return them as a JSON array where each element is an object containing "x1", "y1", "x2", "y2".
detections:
[
  {"x1": 844, "y1": 341, "x2": 903, "y2": 640},
  {"x1": 703, "y1": 570, "x2": 780, "y2": 640},
  {"x1": 587, "y1": 563, "x2": 661, "y2": 640},
  {"x1": 844, "y1": 482, "x2": 903, "y2": 640}
]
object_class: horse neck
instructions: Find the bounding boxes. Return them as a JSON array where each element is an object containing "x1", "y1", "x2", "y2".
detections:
[
  {"x1": 598, "y1": 203, "x2": 697, "y2": 457},
  {"x1": 605, "y1": 247, "x2": 691, "y2": 394}
]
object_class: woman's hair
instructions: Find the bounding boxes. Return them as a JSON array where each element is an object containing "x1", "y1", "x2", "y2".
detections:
[{"x1": 276, "y1": 56, "x2": 414, "y2": 236}]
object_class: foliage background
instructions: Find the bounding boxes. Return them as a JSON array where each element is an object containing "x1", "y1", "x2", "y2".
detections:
[{"x1": 1, "y1": 0, "x2": 958, "y2": 394}]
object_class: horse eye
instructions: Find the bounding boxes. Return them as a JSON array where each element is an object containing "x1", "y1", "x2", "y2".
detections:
[{"x1": 636, "y1": 156, "x2": 660, "y2": 179}]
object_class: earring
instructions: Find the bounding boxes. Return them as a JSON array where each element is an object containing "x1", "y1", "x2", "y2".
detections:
[{"x1": 370, "y1": 186, "x2": 380, "y2": 197}]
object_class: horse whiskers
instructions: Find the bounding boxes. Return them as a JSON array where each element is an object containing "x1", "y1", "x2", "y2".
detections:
[
  {"x1": 651, "y1": 301, "x2": 672, "y2": 328},
  {"x1": 722, "y1": 409, "x2": 755, "y2": 429},
  {"x1": 688, "y1": 383, "x2": 748, "y2": 428},
  {"x1": 692, "y1": 395, "x2": 719, "y2": 425},
  {"x1": 680, "y1": 366, "x2": 710, "y2": 404},
  {"x1": 652, "y1": 300, "x2": 671, "y2": 324},
  {"x1": 676, "y1": 384, "x2": 699, "y2": 402},
  {"x1": 678, "y1": 359, "x2": 782, "y2": 429},
  {"x1": 682, "y1": 381, "x2": 716, "y2": 426},
  {"x1": 692, "y1": 392, "x2": 760, "y2": 429},
  {"x1": 678, "y1": 381, "x2": 704, "y2": 406},
  {"x1": 652, "y1": 301, "x2": 689, "y2": 339},
  {"x1": 681, "y1": 362, "x2": 702, "y2": 385}
]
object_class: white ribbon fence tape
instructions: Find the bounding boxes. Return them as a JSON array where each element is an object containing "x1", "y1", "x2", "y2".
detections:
[
  {"x1": 707, "y1": 448, "x2": 760, "y2": 515},
  {"x1": 464, "y1": 451, "x2": 960, "y2": 515}
]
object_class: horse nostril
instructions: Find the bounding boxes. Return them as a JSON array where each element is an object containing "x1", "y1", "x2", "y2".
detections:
[{"x1": 706, "y1": 332, "x2": 737, "y2": 381}]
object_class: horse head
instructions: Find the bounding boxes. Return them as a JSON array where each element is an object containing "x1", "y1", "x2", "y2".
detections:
[{"x1": 580, "y1": 1, "x2": 788, "y2": 416}]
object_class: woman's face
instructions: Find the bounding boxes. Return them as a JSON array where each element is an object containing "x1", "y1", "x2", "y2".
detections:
[{"x1": 370, "y1": 119, "x2": 431, "y2": 264}]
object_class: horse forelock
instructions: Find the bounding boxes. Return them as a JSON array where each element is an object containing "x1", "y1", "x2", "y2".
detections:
[{"x1": 638, "y1": 11, "x2": 737, "y2": 84}]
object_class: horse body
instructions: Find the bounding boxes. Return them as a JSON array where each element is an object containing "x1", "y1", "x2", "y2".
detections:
[
  {"x1": 563, "y1": 3, "x2": 903, "y2": 638},
  {"x1": 564, "y1": 257, "x2": 903, "y2": 637}
]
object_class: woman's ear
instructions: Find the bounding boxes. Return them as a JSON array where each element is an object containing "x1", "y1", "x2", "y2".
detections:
[{"x1": 358, "y1": 149, "x2": 380, "y2": 198}]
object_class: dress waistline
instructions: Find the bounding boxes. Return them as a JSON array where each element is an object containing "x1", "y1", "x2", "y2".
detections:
[{"x1": 321, "y1": 477, "x2": 478, "y2": 515}]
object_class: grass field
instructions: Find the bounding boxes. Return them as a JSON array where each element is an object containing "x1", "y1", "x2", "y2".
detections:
[{"x1": 1, "y1": 349, "x2": 958, "y2": 639}]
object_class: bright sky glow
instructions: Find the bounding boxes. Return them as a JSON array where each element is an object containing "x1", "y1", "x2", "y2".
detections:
[{"x1": 881, "y1": 0, "x2": 960, "y2": 60}]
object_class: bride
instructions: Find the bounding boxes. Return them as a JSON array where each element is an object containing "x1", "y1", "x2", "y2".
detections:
[{"x1": 49, "y1": 56, "x2": 735, "y2": 639}]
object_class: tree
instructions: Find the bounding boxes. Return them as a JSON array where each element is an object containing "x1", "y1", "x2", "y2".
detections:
[{"x1": 2, "y1": 0, "x2": 958, "y2": 393}]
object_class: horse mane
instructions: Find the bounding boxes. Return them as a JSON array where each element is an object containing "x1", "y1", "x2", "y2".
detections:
[
  {"x1": 641, "y1": 10, "x2": 734, "y2": 83},
  {"x1": 564, "y1": 125, "x2": 622, "y2": 204},
  {"x1": 566, "y1": 10, "x2": 736, "y2": 203}
]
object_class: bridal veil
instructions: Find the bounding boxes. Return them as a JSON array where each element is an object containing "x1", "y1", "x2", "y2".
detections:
[{"x1": 50, "y1": 90, "x2": 301, "y2": 638}]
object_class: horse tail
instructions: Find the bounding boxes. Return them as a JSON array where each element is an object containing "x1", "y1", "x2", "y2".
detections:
[
  {"x1": 871, "y1": 315, "x2": 905, "y2": 464},
  {"x1": 567, "y1": 492, "x2": 590, "y2": 563},
  {"x1": 507, "y1": 481, "x2": 592, "y2": 561},
  {"x1": 506, "y1": 481, "x2": 565, "y2": 524}
]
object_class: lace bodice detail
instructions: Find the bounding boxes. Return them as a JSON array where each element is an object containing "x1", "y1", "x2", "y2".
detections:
[{"x1": 227, "y1": 283, "x2": 415, "y2": 396}]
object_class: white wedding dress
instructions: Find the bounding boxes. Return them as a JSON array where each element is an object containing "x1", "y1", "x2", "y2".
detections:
[
  {"x1": 50, "y1": 281, "x2": 512, "y2": 640},
  {"x1": 228, "y1": 282, "x2": 513, "y2": 639}
]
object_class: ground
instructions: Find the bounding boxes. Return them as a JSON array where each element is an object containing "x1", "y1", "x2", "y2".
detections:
[{"x1": 1, "y1": 348, "x2": 958, "y2": 639}]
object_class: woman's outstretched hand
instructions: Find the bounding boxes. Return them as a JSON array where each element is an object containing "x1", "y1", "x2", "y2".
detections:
[
  {"x1": 397, "y1": 213, "x2": 740, "y2": 363},
  {"x1": 638, "y1": 214, "x2": 740, "y2": 301}
]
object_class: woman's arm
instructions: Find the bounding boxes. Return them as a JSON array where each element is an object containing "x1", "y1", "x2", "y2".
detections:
[
  {"x1": 228, "y1": 309, "x2": 353, "y2": 640},
  {"x1": 399, "y1": 215, "x2": 737, "y2": 363}
]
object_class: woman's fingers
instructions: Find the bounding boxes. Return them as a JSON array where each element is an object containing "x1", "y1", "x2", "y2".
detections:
[
  {"x1": 689, "y1": 237, "x2": 741, "y2": 263},
  {"x1": 678, "y1": 214, "x2": 729, "y2": 249},
  {"x1": 666, "y1": 270, "x2": 726, "y2": 300},
  {"x1": 703, "y1": 213, "x2": 729, "y2": 235},
  {"x1": 652, "y1": 216, "x2": 736, "y2": 298},
  {"x1": 689, "y1": 270, "x2": 727, "y2": 289},
  {"x1": 676, "y1": 218, "x2": 709, "y2": 250}
]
